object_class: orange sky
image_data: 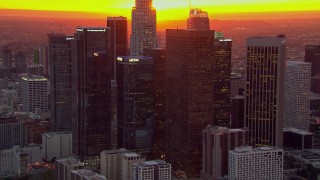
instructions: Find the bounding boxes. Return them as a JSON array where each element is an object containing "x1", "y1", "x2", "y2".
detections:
[{"x1": 1, "y1": 0, "x2": 320, "y2": 20}]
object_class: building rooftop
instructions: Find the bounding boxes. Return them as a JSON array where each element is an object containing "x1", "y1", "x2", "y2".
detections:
[
  {"x1": 283, "y1": 127, "x2": 313, "y2": 136},
  {"x1": 21, "y1": 75, "x2": 47, "y2": 81},
  {"x1": 231, "y1": 146, "x2": 281, "y2": 154},
  {"x1": 43, "y1": 131, "x2": 72, "y2": 137},
  {"x1": 101, "y1": 148, "x2": 132, "y2": 155},
  {"x1": 71, "y1": 169, "x2": 106, "y2": 180},
  {"x1": 56, "y1": 157, "x2": 83, "y2": 167}
]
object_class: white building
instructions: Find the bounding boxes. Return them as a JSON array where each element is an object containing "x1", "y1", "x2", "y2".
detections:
[
  {"x1": 228, "y1": 146, "x2": 283, "y2": 180},
  {"x1": 70, "y1": 169, "x2": 106, "y2": 180},
  {"x1": 130, "y1": 0, "x2": 157, "y2": 56},
  {"x1": 42, "y1": 132, "x2": 72, "y2": 161},
  {"x1": 201, "y1": 125, "x2": 249, "y2": 180},
  {"x1": 21, "y1": 75, "x2": 48, "y2": 113},
  {"x1": 284, "y1": 61, "x2": 311, "y2": 131},
  {"x1": 100, "y1": 148, "x2": 145, "y2": 180},
  {"x1": 133, "y1": 160, "x2": 171, "y2": 180},
  {"x1": 55, "y1": 157, "x2": 84, "y2": 180},
  {"x1": 245, "y1": 36, "x2": 286, "y2": 147},
  {"x1": 0, "y1": 117, "x2": 24, "y2": 150},
  {"x1": 0, "y1": 145, "x2": 42, "y2": 177}
]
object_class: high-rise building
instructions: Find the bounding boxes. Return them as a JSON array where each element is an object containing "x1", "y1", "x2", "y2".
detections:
[
  {"x1": 245, "y1": 36, "x2": 286, "y2": 147},
  {"x1": 71, "y1": 27, "x2": 112, "y2": 165},
  {"x1": 42, "y1": 132, "x2": 72, "y2": 161},
  {"x1": 116, "y1": 56, "x2": 154, "y2": 157},
  {"x1": 55, "y1": 157, "x2": 84, "y2": 180},
  {"x1": 201, "y1": 125, "x2": 249, "y2": 180},
  {"x1": 21, "y1": 75, "x2": 49, "y2": 113},
  {"x1": 187, "y1": 8, "x2": 210, "y2": 30},
  {"x1": 130, "y1": 0, "x2": 157, "y2": 56},
  {"x1": 143, "y1": 48, "x2": 166, "y2": 160},
  {"x1": 283, "y1": 127, "x2": 313, "y2": 150},
  {"x1": 107, "y1": 16, "x2": 128, "y2": 80},
  {"x1": 48, "y1": 33, "x2": 73, "y2": 132},
  {"x1": 284, "y1": 61, "x2": 311, "y2": 131},
  {"x1": 311, "y1": 74, "x2": 320, "y2": 94},
  {"x1": 213, "y1": 38, "x2": 232, "y2": 127},
  {"x1": 133, "y1": 160, "x2": 171, "y2": 180},
  {"x1": 1, "y1": 46, "x2": 12, "y2": 69},
  {"x1": 165, "y1": 29, "x2": 215, "y2": 178},
  {"x1": 100, "y1": 148, "x2": 145, "y2": 180},
  {"x1": 14, "y1": 51, "x2": 27, "y2": 74},
  {"x1": 71, "y1": 169, "x2": 106, "y2": 180},
  {"x1": 231, "y1": 95, "x2": 245, "y2": 128},
  {"x1": 228, "y1": 146, "x2": 283, "y2": 180},
  {"x1": 305, "y1": 45, "x2": 320, "y2": 77},
  {"x1": 0, "y1": 117, "x2": 24, "y2": 150}
]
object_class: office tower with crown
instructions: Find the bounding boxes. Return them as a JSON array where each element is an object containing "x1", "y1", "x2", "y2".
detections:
[
  {"x1": 245, "y1": 36, "x2": 286, "y2": 148},
  {"x1": 165, "y1": 29, "x2": 215, "y2": 178},
  {"x1": 71, "y1": 27, "x2": 112, "y2": 166},
  {"x1": 48, "y1": 33, "x2": 73, "y2": 132},
  {"x1": 130, "y1": 0, "x2": 157, "y2": 56},
  {"x1": 187, "y1": 8, "x2": 210, "y2": 30},
  {"x1": 107, "y1": 16, "x2": 128, "y2": 80}
]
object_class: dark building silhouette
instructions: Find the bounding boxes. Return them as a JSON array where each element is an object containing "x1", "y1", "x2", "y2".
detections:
[
  {"x1": 1, "y1": 46, "x2": 12, "y2": 69},
  {"x1": 187, "y1": 8, "x2": 210, "y2": 30},
  {"x1": 107, "y1": 16, "x2": 128, "y2": 80},
  {"x1": 143, "y1": 48, "x2": 166, "y2": 160},
  {"x1": 14, "y1": 51, "x2": 27, "y2": 73},
  {"x1": 231, "y1": 95, "x2": 245, "y2": 129},
  {"x1": 48, "y1": 33, "x2": 73, "y2": 132},
  {"x1": 283, "y1": 128, "x2": 313, "y2": 150},
  {"x1": 213, "y1": 38, "x2": 232, "y2": 127},
  {"x1": 116, "y1": 56, "x2": 154, "y2": 158},
  {"x1": 71, "y1": 27, "x2": 112, "y2": 165},
  {"x1": 305, "y1": 45, "x2": 320, "y2": 77},
  {"x1": 312, "y1": 75, "x2": 320, "y2": 94},
  {"x1": 165, "y1": 29, "x2": 215, "y2": 178},
  {"x1": 245, "y1": 37, "x2": 286, "y2": 148}
]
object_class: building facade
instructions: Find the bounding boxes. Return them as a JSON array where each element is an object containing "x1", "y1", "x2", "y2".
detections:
[
  {"x1": 165, "y1": 29, "x2": 215, "y2": 178},
  {"x1": 0, "y1": 117, "x2": 24, "y2": 150},
  {"x1": 133, "y1": 160, "x2": 171, "y2": 180},
  {"x1": 42, "y1": 132, "x2": 72, "y2": 161},
  {"x1": 187, "y1": 8, "x2": 210, "y2": 30},
  {"x1": 228, "y1": 146, "x2": 283, "y2": 180},
  {"x1": 71, "y1": 27, "x2": 112, "y2": 165},
  {"x1": 48, "y1": 33, "x2": 73, "y2": 132},
  {"x1": 55, "y1": 157, "x2": 84, "y2": 180},
  {"x1": 107, "y1": 16, "x2": 128, "y2": 80},
  {"x1": 21, "y1": 75, "x2": 49, "y2": 113},
  {"x1": 305, "y1": 45, "x2": 320, "y2": 77},
  {"x1": 117, "y1": 56, "x2": 154, "y2": 157},
  {"x1": 130, "y1": 0, "x2": 157, "y2": 56},
  {"x1": 201, "y1": 125, "x2": 249, "y2": 180},
  {"x1": 245, "y1": 36, "x2": 286, "y2": 147},
  {"x1": 284, "y1": 61, "x2": 311, "y2": 131}
]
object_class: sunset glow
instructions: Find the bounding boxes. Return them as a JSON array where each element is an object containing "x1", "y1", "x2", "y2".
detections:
[{"x1": 1, "y1": 0, "x2": 320, "y2": 20}]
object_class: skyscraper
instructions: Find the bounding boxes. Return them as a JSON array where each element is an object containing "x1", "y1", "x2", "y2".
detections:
[
  {"x1": 71, "y1": 27, "x2": 112, "y2": 165},
  {"x1": 14, "y1": 51, "x2": 27, "y2": 74},
  {"x1": 245, "y1": 36, "x2": 286, "y2": 148},
  {"x1": 107, "y1": 16, "x2": 128, "y2": 80},
  {"x1": 130, "y1": 0, "x2": 157, "y2": 56},
  {"x1": 116, "y1": 56, "x2": 154, "y2": 157},
  {"x1": 48, "y1": 33, "x2": 73, "y2": 132},
  {"x1": 305, "y1": 45, "x2": 320, "y2": 77},
  {"x1": 213, "y1": 38, "x2": 232, "y2": 127},
  {"x1": 187, "y1": 8, "x2": 210, "y2": 30},
  {"x1": 284, "y1": 61, "x2": 311, "y2": 131},
  {"x1": 165, "y1": 29, "x2": 215, "y2": 178},
  {"x1": 201, "y1": 125, "x2": 248, "y2": 180},
  {"x1": 143, "y1": 48, "x2": 166, "y2": 160},
  {"x1": 1, "y1": 46, "x2": 12, "y2": 69}
]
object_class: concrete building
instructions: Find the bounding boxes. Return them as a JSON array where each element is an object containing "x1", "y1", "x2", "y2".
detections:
[
  {"x1": 245, "y1": 36, "x2": 286, "y2": 147},
  {"x1": 0, "y1": 117, "x2": 24, "y2": 150},
  {"x1": 0, "y1": 145, "x2": 42, "y2": 177},
  {"x1": 55, "y1": 157, "x2": 84, "y2": 180},
  {"x1": 283, "y1": 127, "x2": 313, "y2": 150},
  {"x1": 21, "y1": 75, "x2": 48, "y2": 113},
  {"x1": 284, "y1": 61, "x2": 311, "y2": 131},
  {"x1": 42, "y1": 132, "x2": 72, "y2": 162},
  {"x1": 100, "y1": 148, "x2": 145, "y2": 180},
  {"x1": 133, "y1": 160, "x2": 171, "y2": 180},
  {"x1": 130, "y1": 0, "x2": 157, "y2": 56},
  {"x1": 228, "y1": 146, "x2": 283, "y2": 180},
  {"x1": 305, "y1": 45, "x2": 320, "y2": 77},
  {"x1": 201, "y1": 125, "x2": 249, "y2": 180},
  {"x1": 71, "y1": 169, "x2": 106, "y2": 180}
]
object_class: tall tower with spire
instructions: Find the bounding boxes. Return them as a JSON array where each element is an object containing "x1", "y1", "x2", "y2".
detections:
[{"x1": 130, "y1": 0, "x2": 157, "y2": 56}]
